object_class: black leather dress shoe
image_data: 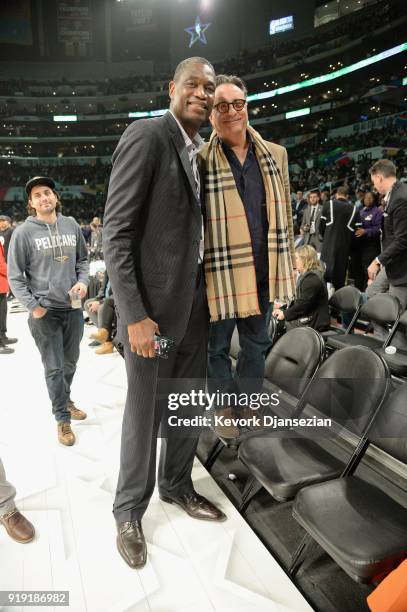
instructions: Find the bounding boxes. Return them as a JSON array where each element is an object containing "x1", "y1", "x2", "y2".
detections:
[
  {"x1": 160, "y1": 492, "x2": 227, "y2": 522},
  {"x1": 116, "y1": 520, "x2": 147, "y2": 569}
]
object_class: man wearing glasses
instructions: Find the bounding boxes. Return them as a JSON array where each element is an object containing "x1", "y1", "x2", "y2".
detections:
[{"x1": 202, "y1": 75, "x2": 295, "y2": 438}]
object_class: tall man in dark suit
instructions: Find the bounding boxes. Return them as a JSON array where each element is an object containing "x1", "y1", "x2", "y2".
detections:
[
  {"x1": 103, "y1": 57, "x2": 226, "y2": 570},
  {"x1": 367, "y1": 159, "x2": 407, "y2": 348},
  {"x1": 367, "y1": 159, "x2": 407, "y2": 311}
]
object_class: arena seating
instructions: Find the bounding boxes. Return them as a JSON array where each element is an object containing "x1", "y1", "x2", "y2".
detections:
[
  {"x1": 237, "y1": 345, "x2": 390, "y2": 510},
  {"x1": 373, "y1": 310, "x2": 407, "y2": 379},
  {"x1": 325, "y1": 293, "x2": 401, "y2": 352},
  {"x1": 292, "y1": 383, "x2": 407, "y2": 584},
  {"x1": 322, "y1": 285, "x2": 362, "y2": 338}
]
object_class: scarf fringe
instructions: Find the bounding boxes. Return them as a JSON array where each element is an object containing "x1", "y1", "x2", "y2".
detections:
[{"x1": 210, "y1": 309, "x2": 261, "y2": 323}]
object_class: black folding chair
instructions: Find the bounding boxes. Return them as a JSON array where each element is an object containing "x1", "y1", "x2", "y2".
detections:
[
  {"x1": 237, "y1": 345, "x2": 390, "y2": 512},
  {"x1": 291, "y1": 383, "x2": 407, "y2": 583}
]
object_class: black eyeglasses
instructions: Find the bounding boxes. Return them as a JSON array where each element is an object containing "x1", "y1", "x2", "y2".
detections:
[{"x1": 214, "y1": 99, "x2": 247, "y2": 114}]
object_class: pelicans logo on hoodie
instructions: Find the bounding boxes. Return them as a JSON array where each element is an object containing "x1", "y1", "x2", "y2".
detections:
[{"x1": 34, "y1": 234, "x2": 77, "y2": 252}]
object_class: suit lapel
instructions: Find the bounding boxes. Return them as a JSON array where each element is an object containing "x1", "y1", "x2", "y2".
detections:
[
  {"x1": 164, "y1": 112, "x2": 201, "y2": 221},
  {"x1": 198, "y1": 155, "x2": 207, "y2": 228}
]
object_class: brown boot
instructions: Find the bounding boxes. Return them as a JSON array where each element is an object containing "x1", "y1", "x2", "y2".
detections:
[
  {"x1": 57, "y1": 422, "x2": 75, "y2": 446},
  {"x1": 95, "y1": 341, "x2": 114, "y2": 355},
  {"x1": 0, "y1": 509, "x2": 35, "y2": 543},
  {"x1": 67, "y1": 399, "x2": 87, "y2": 420},
  {"x1": 212, "y1": 406, "x2": 263, "y2": 439},
  {"x1": 90, "y1": 328, "x2": 109, "y2": 343},
  {"x1": 212, "y1": 407, "x2": 240, "y2": 439}
]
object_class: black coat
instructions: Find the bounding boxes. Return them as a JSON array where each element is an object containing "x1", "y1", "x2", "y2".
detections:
[
  {"x1": 320, "y1": 197, "x2": 360, "y2": 289},
  {"x1": 284, "y1": 270, "x2": 330, "y2": 331},
  {"x1": 102, "y1": 111, "x2": 204, "y2": 343},
  {"x1": 378, "y1": 180, "x2": 407, "y2": 285}
]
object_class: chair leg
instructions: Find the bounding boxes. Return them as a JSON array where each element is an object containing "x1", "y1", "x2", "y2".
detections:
[
  {"x1": 204, "y1": 439, "x2": 225, "y2": 470},
  {"x1": 289, "y1": 532, "x2": 312, "y2": 576},
  {"x1": 239, "y1": 475, "x2": 263, "y2": 513}
]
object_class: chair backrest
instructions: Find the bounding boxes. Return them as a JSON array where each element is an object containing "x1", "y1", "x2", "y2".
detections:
[
  {"x1": 360, "y1": 293, "x2": 401, "y2": 327},
  {"x1": 264, "y1": 327, "x2": 324, "y2": 398},
  {"x1": 398, "y1": 309, "x2": 407, "y2": 329},
  {"x1": 370, "y1": 384, "x2": 407, "y2": 465},
  {"x1": 302, "y1": 346, "x2": 390, "y2": 437},
  {"x1": 329, "y1": 285, "x2": 362, "y2": 314}
]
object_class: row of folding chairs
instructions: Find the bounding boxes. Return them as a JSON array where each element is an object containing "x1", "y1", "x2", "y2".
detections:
[
  {"x1": 326, "y1": 286, "x2": 407, "y2": 378},
  {"x1": 203, "y1": 326, "x2": 407, "y2": 585}
]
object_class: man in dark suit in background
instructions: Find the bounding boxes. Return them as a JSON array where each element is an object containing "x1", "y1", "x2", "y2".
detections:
[
  {"x1": 103, "y1": 57, "x2": 226, "y2": 570},
  {"x1": 292, "y1": 190, "x2": 307, "y2": 234},
  {"x1": 320, "y1": 185, "x2": 360, "y2": 291},
  {"x1": 367, "y1": 159, "x2": 407, "y2": 348},
  {"x1": 367, "y1": 159, "x2": 407, "y2": 310},
  {"x1": 300, "y1": 189, "x2": 323, "y2": 253}
]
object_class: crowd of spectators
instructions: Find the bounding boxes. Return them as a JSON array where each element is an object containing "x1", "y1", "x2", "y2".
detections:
[
  {"x1": 292, "y1": 147, "x2": 407, "y2": 193},
  {"x1": 0, "y1": 75, "x2": 162, "y2": 99},
  {"x1": 0, "y1": 162, "x2": 109, "y2": 187},
  {"x1": 0, "y1": 0, "x2": 397, "y2": 104},
  {"x1": 0, "y1": 194, "x2": 105, "y2": 225},
  {"x1": 0, "y1": 120, "x2": 405, "y2": 202},
  {"x1": 1, "y1": 149, "x2": 405, "y2": 226},
  {"x1": 0, "y1": 120, "x2": 130, "y2": 138},
  {"x1": 285, "y1": 123, "x2": 407, "y2": 188},
  {"x1": 0, "y1": 141, "x2": 115, "y2": 158},
  {"x1": 1, "y1": 69, "x2": 399, "y2": 138},
  {"x1": 214, "y1": 1, "x2": 394, "y2": 77}
]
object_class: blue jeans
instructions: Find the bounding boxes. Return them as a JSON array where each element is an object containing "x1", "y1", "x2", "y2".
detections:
[
  {"x1": 207, "y1": 283, "x2": 272, "y2": 403},
  {"x1": 28, "y1": 309, "x2": 84, "y2": 423}
]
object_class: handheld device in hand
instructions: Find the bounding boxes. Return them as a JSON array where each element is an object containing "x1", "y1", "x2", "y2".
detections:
[
  {"x1": 153, "y1": 335, "x2": 174, "y2": 359},
  {"x1": 70, "y1": 290, "x2": 82, "y2": 309}
]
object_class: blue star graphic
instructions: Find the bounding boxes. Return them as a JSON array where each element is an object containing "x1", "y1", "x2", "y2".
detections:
[{"x1": 184, "y1": 16, "x2": 211, "y2": 48}]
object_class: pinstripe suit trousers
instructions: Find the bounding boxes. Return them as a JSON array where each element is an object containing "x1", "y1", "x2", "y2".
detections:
[
  {"x1": 0, "y1": 458, "x2": 16, "y2": 516},
  {"x1": 113, "y1": 268, "x2": 208, "y2": 522}
]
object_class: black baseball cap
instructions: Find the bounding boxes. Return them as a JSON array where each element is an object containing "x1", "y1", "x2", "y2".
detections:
[{"x1": 25, "y1": 176, "x2": 55, "y2": 197}]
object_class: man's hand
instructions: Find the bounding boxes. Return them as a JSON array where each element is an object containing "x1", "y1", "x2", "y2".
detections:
[
  {"x1": 88, "y1": 301, "x2": 100, "y2": 314},
  {"x1": 272, "y1": 309, "x2": 285, "y2": 321},
  {"x1": 355, "y1": 228, "x2": 366, "y2": 237},
  {"x1": 69, "y1": 282, "x2": 87, "y2": 299},
  {"x1": 32, "y1": 306, "x2": 48, "y2": 319},
  {"x1": 128, "y1": 317, "x2": 160, "y2": 358},
  {"x1": 368, "y1": 259, "x2": 380, "y2": 281}
]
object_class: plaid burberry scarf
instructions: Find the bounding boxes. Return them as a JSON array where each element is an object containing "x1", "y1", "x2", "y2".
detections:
[{"x1": 204, "y1": 125, "x2": 296, "y2": 322}]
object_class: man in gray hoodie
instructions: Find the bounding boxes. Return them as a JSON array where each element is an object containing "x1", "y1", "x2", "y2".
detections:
[{"x1": 8, "y1": 176, "x2": 89, "y2": 446}]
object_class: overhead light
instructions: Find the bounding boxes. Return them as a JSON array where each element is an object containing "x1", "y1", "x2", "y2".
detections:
[
  {"x1": 53, "y1": 115, "x2": 77, "y2": 122},
  {"x1": 285, "y1": 107, "x2": 310, "y2": 119}
]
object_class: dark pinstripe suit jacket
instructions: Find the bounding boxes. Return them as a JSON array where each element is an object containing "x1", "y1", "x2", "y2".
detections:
[{"x1": 103, "y1": 111, "x2": 204, "y2": 344}]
